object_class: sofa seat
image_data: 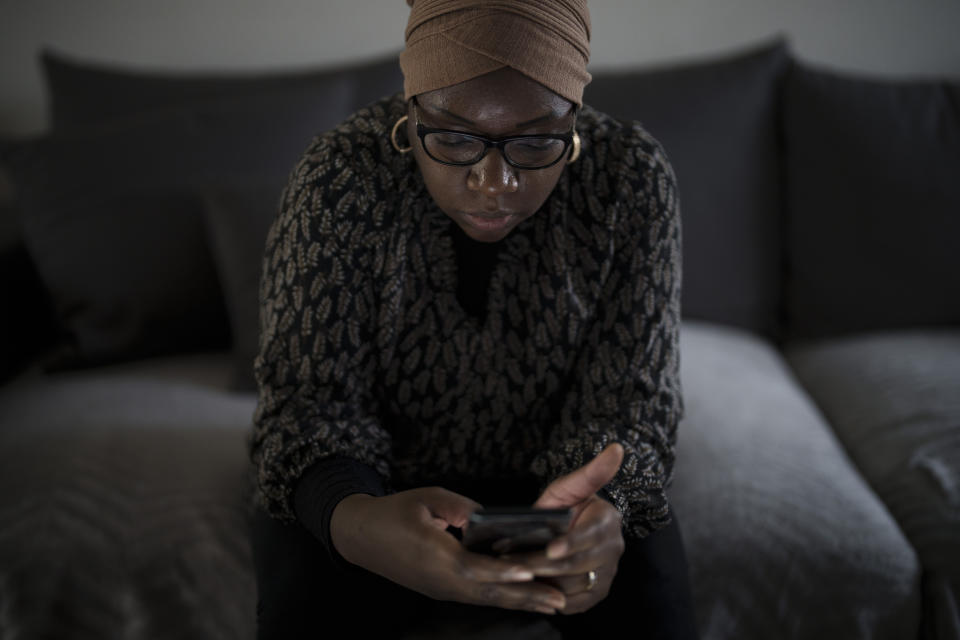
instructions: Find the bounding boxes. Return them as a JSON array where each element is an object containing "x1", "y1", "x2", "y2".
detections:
[
  {"x1": 0, "y1": 352, "x2": 257, "y2": 640},
  {"x1": 787, "y1": 330, "x2": 960, "y2": 639},
  {"x1": 671, "y1": 321, "x2": 921, "y2": 639},
  {"x1": 0, "y1": 323, "x2": 924, "y2": 639}
]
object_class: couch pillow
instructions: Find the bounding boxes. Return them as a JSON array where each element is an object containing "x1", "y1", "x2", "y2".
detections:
[
  {"x1": 586, "y1": 40, "x2": 790, "y2": 340},
  {"x1": 10, "y1": 85, "x2": 349, "y2": 370},
  {"x1": 41, "y1": 49, "x2": 401, "y2": 129},
  {"x1": 783, "y1": 63, "x2": 960, "y2": 339},
  {"x1": 203, "y1": 186, "x2": 283, "y2": 392},
  {"x1": 9, "y1": 116, "x2": 229, "y2": 370}
]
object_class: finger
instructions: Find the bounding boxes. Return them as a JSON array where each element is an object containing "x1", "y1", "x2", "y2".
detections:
[
  {"x1": 453, "y1": 547, "x2": 540, "y2": 583},
  {"x1": 537, "y1": 574, "x2": 582, "y2": 595},
  {"x1": 465, "y1": 580, "x2": 567, "y2": 615},
  {"x1": 502, "y1": 540, "x2": 610, "y2": 578},
  {"x1": 556, "y1": 567, "x2": 618, "y2": 614},
  {"x1": 524, "y1": 546, "x2": 607, "y2": 578},
  {"x1": 418, "y1": 487, "x2": 483, "y2": 530},
  {"x1": 534, "y1": 443, "x2": 625, "y2": 509},
  {"x1": 546, "y1": 498, "x2": 622, "y2": 559},
  {"x1": 559, "y1": 591, "x2": 602, "y2": 615}
]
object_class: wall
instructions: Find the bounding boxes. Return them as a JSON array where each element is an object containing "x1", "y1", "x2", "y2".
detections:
[{"x1": 1, "y1": 0, "x2": 959, "y2": 135}]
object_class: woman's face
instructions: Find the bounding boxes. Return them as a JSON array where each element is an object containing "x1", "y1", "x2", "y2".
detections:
[{"x1": 407, "y1": 67, "x2": 576, "y2": 243}]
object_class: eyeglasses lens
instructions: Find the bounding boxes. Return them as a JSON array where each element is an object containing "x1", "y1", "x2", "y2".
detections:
[
  {"x1": 425, "y1": 133, "x2": 486, "y2": 164},
  {"x1": 504, "y1": 138, "x2": 565, "y2": 168},
  {"x1": 424, "y1": 133, "x2": 565, "y2": 168}
]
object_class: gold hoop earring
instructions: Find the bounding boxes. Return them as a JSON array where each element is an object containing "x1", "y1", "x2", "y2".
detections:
[
  {"x1": 567, "y1": 131, "x2": 581, "y2": 164},
  {"x1": 391, "y1": 115, "x2": 412, "y2": 153}
]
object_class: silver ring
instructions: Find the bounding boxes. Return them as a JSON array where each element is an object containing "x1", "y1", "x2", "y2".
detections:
[{"x1": 586, "y1": 569, "x2": 598, "y2": 592}]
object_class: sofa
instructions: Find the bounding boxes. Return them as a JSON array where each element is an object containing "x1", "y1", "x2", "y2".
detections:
[{"x1": 0, "y1": 39, "x2": 957, "y2": 639}]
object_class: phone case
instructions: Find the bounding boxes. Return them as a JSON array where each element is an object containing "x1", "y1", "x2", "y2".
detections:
[{"x1": 462, "y1": 507, "x2": 572, "y2": 555}]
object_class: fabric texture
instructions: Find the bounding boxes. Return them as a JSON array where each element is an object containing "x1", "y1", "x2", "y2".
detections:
[
  {"x1": 400, "y1": 0, "x2": 591, "y2": 104},
  {"x1": 670, "y1": 321, "x2": 921, "y2": 639},
  {"x1": 782, "y1": 61, "x2": 960, "y2": 339},
  {"x1": 585, "y1": 39, "x2": 789, "y2": 339},
  {"x1": 251, "y1": 93, "x2": 682, "y2": 540},
  {"x1": 786, "y1": 330, "x2": 960, "y2": 640}
]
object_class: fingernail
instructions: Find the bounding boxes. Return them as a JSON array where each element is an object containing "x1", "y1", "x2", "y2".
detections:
[
  {"x1": 546, "y1": 542, "x2": 567, "y2": 558},
  {"x1": 546, "y1": 596, "x2": 566, "y2": 610},
  {"x1": 508, "y1": 567, "x2": 533, "y2": 580},
  {"x1": 535, "y1": 606, "x2": 556, "y2": 615}
]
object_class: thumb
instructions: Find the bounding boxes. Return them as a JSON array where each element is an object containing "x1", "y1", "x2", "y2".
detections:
[
  {"x1": 418, "y1": 487, "x2": 482, "y2": 530},
  {"x1": 534, "y1": 443, "x2": 624, "y2": 509}
]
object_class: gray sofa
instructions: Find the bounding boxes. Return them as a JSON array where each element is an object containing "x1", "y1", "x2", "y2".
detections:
[{"x1": 1, "y1": 39, "x2": 957, "y2": 639}]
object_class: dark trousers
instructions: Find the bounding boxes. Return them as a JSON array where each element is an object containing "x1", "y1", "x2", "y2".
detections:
[{"x1": 251, "y1": 504, "x2": 700, "y2": 639}]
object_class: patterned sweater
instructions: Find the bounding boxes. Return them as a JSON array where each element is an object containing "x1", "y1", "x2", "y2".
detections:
[{"x1": 250, "y1": 93, "x2": 683, "y2": 540}]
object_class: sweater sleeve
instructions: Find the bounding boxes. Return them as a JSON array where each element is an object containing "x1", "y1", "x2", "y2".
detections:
[
  {"x1": 250, "y1": 133, "x2": 393, "y2": 523},
  {"x1": 531, "y1": 131, "x2": 683, "y2": 540},
  {"x1": 293, "y1": 457, "x2": 386, "y2": 564}
]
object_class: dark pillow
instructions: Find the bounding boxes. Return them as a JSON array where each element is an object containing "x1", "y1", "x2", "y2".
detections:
[
  {"x1": 783, "y1": 63, "x2": 960, "y2": 339},
  {"x1": 24, "y1": 51, "x2": 398, "y2": 370},
  {"x1": 586, "y1": 39, "x2": 790, "y2": 339},
  {"x1": 202, "y1": 186, "x2": 282, "y2": 392},
  {"x1": 9, "y1": 117, "x2": 229, "y2": 370},
  {"x1": 41, "y1": 49, "x2": 401, "y2": 129},
  {"x1": 10, "y1": 84, "x2": 350, "y2": 370}
]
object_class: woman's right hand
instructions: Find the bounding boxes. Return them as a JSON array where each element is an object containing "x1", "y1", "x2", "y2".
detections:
[{"x1": 330, "y1": 487, "x2": 568, "y2": 615}]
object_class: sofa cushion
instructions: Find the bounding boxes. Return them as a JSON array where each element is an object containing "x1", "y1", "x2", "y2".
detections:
[
  {"x1": 203, "y1": 186, "x2": 283, "y2": 392},
  {"x1": 9, "y1": 83, "x2": 348, "y2": 370},
  {"x1": 0, "y1": 423, "x2": 256, "y2": 640},
  {"x1": 782, "y1": 63, "x2": 960, "y2": 339},
  {"x1": 786, "y1": 330, "x2": 960, "y2": 638},
  {"x1": 10, "y1": 117, "x2": 228, "y2": 369},
  {"x1": 669, "y1": 321, "x2": 921, "y2": 639},
  {"x1": 41, "y1": 49, "x2": 402, "y2": 128},
  {"x1": 585, "y1": 40, "x2": 789, "y2": 339},
  {"x1": 0, "y1": 352, "x2": 258, "y2": 640}
]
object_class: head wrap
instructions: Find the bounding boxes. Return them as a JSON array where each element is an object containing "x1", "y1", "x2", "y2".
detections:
[{"x1": 399, "y1": 0, "x2": 591, "y2": 106}]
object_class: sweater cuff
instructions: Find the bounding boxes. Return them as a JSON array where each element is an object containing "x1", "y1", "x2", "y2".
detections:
[{"x1": 293, "y1": 456, "x2": 386, "y2": 570}]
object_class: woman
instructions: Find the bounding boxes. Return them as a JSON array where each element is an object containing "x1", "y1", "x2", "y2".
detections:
[{"x1": 249, "y1": 1, "x2": 698, "y2": 637}]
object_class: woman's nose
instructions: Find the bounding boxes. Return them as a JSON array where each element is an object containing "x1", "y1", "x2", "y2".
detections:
[{"x1": 467, "y1": 150, "x2": 519, "y2": 195}]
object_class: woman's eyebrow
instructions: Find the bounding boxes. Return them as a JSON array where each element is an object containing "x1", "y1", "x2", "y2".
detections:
[{"x1": 431, "y1": 105, "x2": 570, "y2": 130}]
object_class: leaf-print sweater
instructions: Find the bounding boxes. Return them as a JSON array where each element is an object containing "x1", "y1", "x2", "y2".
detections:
[{"x1": 249, "y1": 93, "x2": 683, "y2": 547}]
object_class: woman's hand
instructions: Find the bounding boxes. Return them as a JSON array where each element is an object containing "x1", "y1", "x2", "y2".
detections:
[
  {"x1": 330, "y1": 487, "x2": 568, "y2": 615},
  {"x1": 509, "y1": 443, "x2": 626, "y2": 615}
]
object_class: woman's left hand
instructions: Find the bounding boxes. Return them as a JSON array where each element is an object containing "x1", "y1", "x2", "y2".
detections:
[{"x1": 507, "y1": 443, "x2": 626, "y2": 614}]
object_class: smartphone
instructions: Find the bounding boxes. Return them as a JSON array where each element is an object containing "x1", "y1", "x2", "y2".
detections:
[{"x1": 462, "y1": 507, "x2": 572, "y2": 555}]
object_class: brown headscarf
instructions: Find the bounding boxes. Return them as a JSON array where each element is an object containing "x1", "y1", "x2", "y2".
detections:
[{"x1": 399, "y1": 0, "x2": 592, "y2": 106}]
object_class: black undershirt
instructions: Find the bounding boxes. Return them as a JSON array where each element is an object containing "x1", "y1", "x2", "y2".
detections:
[{"x1": 450, "y1": 219, "x2": 503, "y2": 319}]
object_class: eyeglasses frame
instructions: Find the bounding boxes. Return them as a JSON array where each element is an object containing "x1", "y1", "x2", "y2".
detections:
[{"x1": 411, "y1": 98, "x2": 579, "y2": 170}]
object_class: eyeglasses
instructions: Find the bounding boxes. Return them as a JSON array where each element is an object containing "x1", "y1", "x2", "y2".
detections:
[{"x1": 413, "y1": 98, "x2": 577, "y2": 170}]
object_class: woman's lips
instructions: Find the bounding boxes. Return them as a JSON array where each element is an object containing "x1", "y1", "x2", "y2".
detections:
[{"x1": 461, "y1": 211, "x2": 516, "y2": 232}]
